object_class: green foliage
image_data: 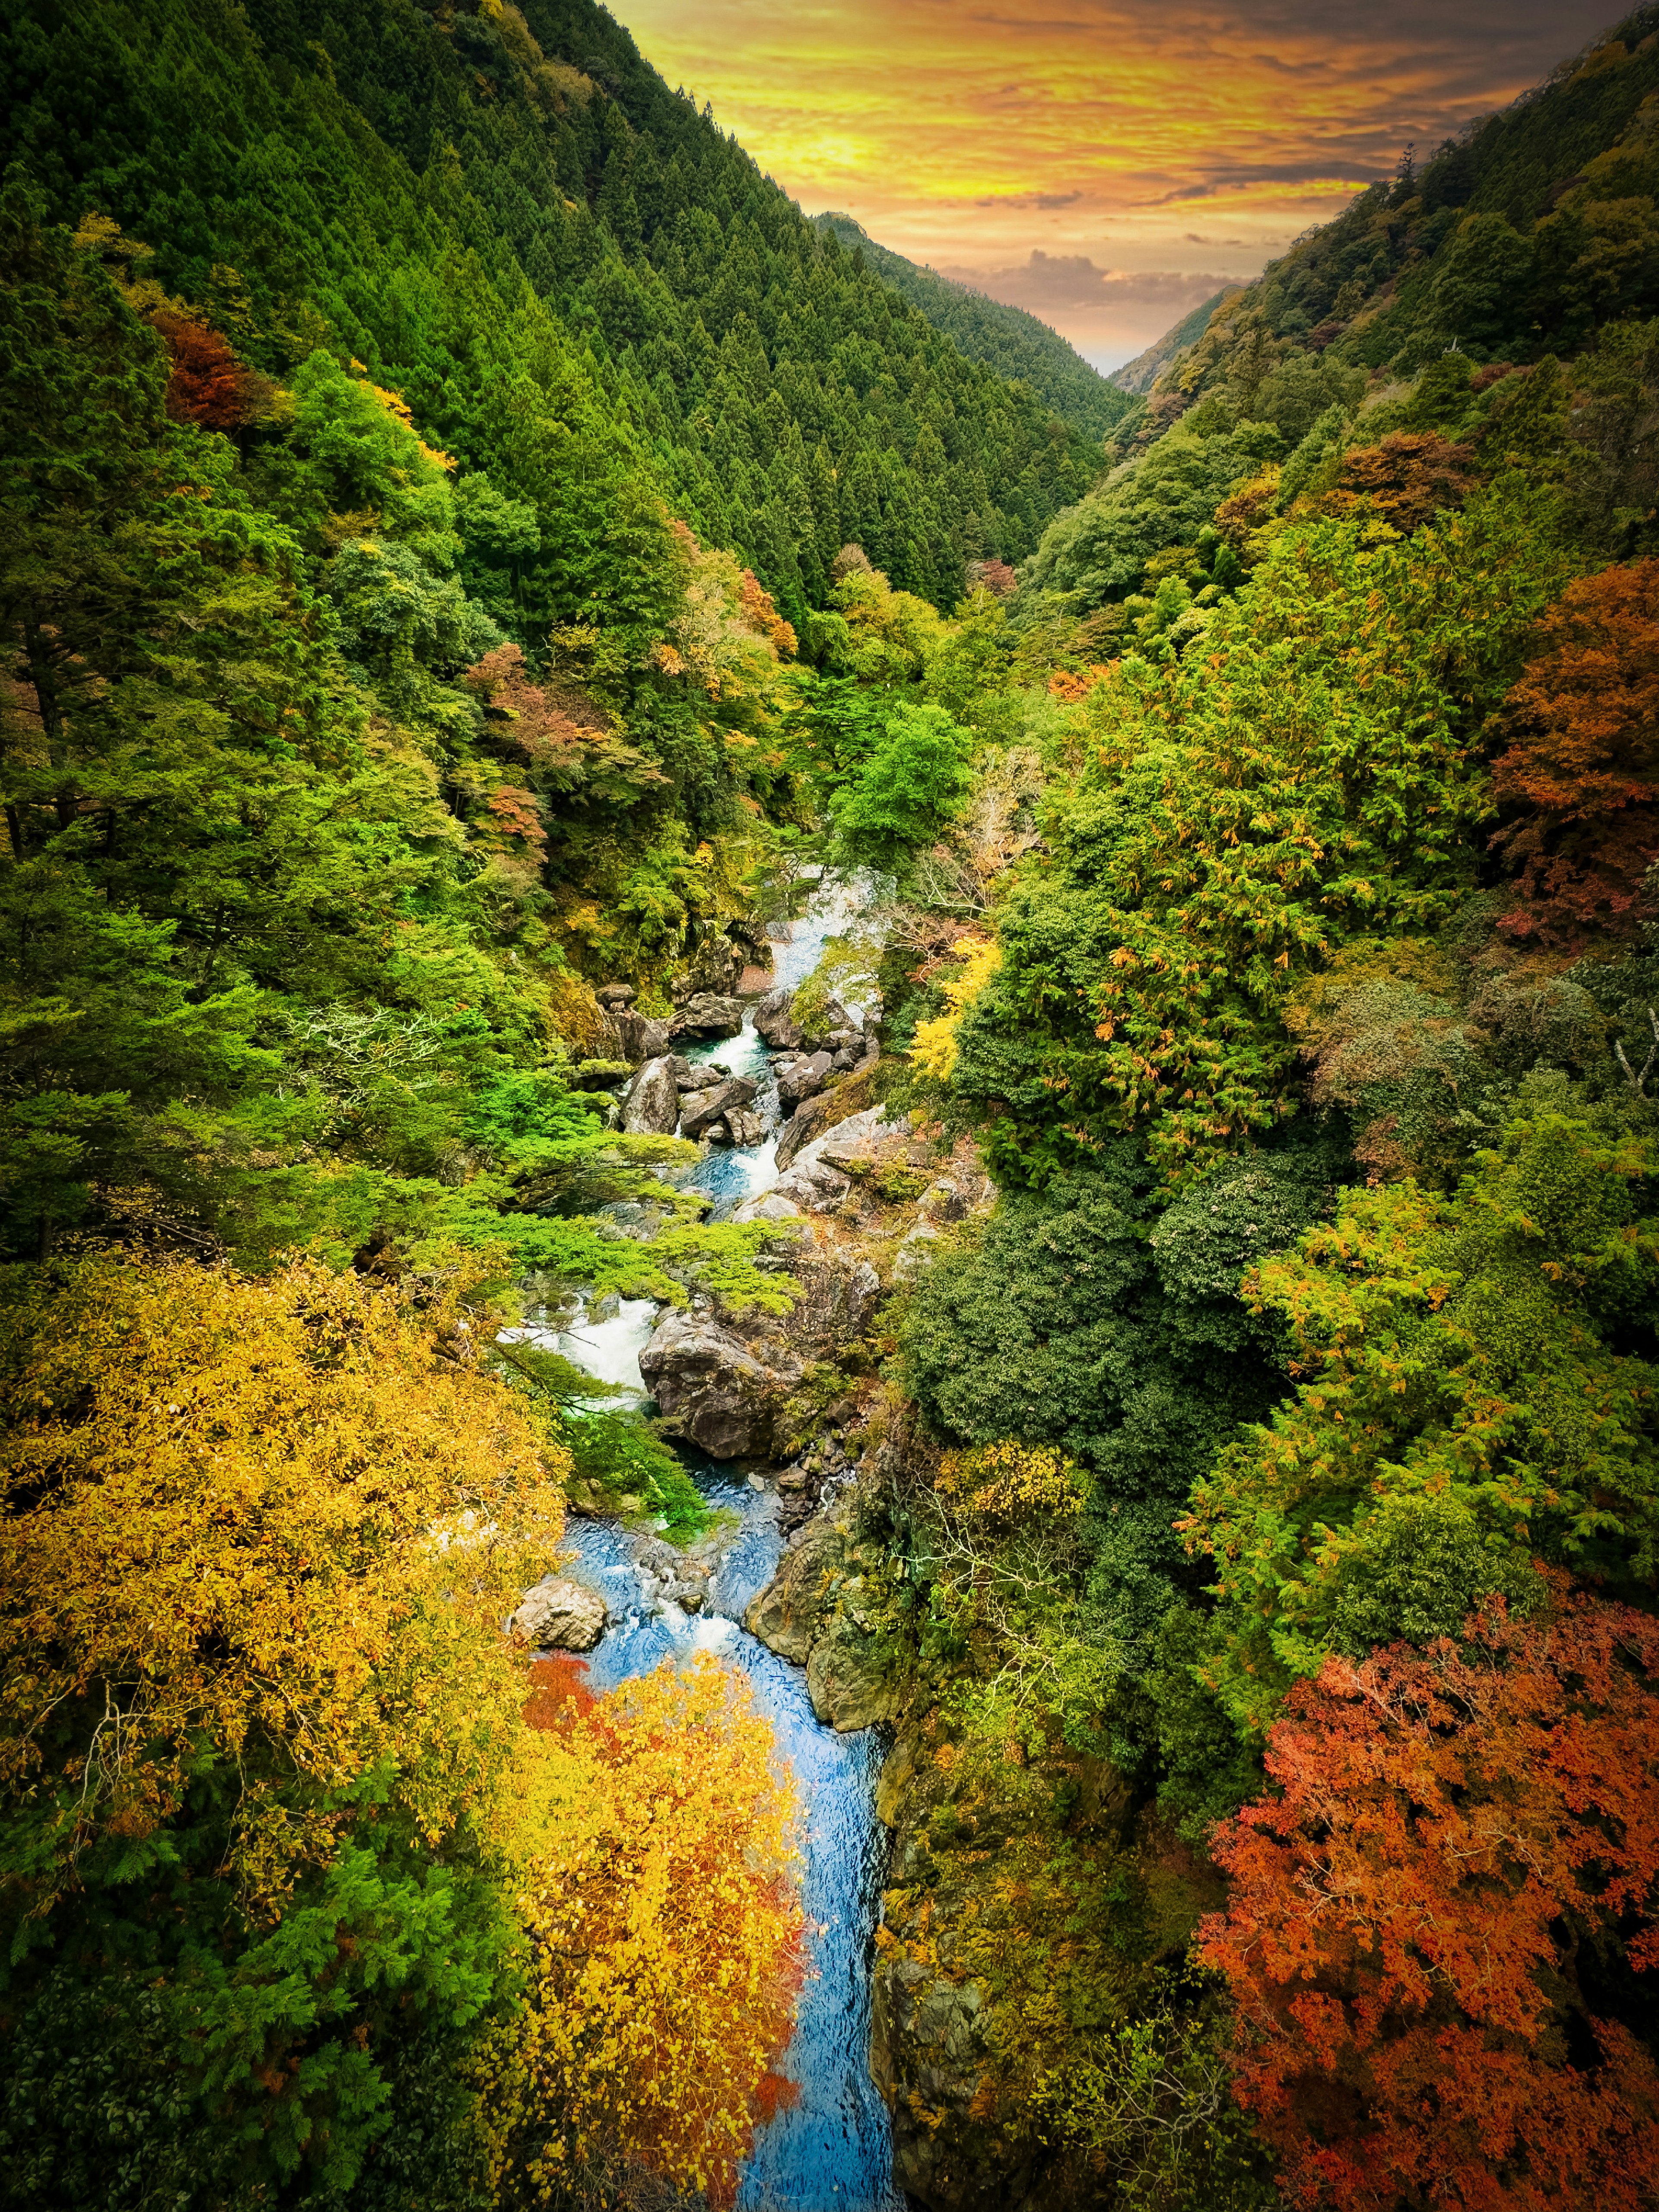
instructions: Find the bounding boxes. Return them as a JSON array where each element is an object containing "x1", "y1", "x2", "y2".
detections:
[
  {"x1": 957, "y1": 479, "x2": 1573, "y2": 1182},
  {"x1": 1184, "y1": 1111, "x2": 1659, "y2": 1732},
  {"x1": 813, "y1": 212, "x2": 1134, "y2": 443},
  {"x1": 1022, "y1": 417, "x2": 1284, "y2": 611},
  {"x1": 828, "y1": 701, "x2": 973, "y2": 877}
]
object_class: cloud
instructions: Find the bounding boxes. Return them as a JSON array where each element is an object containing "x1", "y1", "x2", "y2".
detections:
[
  {"x1": 942, "y1": 251, "x2": 1243, "y2": 314},
  {"x1": 613, "y1": 0, "x2": 1597, "y2": 359}
]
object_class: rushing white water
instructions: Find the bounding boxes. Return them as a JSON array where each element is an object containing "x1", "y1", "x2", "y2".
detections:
[{"x1": 548, "y1": 878, "x2": 903, "y2": 2211}]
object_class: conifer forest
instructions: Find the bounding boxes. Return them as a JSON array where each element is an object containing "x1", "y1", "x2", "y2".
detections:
[{"x1": 3, "y1": 2, "x2": 1659, "y2": 2207}]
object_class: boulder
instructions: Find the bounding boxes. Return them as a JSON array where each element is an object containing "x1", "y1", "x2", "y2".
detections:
[
  {"x1": 761, "y1": 1156, "x2": 851, "y2": 1214},
  {"x1": 727, "y1": 1107, "x2": 767, "y2": 1147},
  {"x1": 775, "y1": 1055, "x2": 881, "y2": 1171},
  {"x1": 732, "y1": 1190, "x2": 801, "y2": 1223},
  {"x1": 637, "y1": 1309, "x2": 804, "y2": 1459},
  {"x1": 777, "y1": 1050, "x2": 834, "y2": 1109},
  {"x1": 595, "y1": 983, "x2": 636, "y2": 1011},
  {"x1": 919, "y1": 1177, "x2": 967, "y2": 1224},
  {"x1": 679, "y1": 1075, "x2": 759, "y2": 1139},
  {"x1": 511, "y1": 1575, "x2": 607, "y2": 1652},
  {"x1": 681, "y1": 935, "x2": 743, "y2": 997},
  {"x1": 607, "y1": 1008, "x2": 673, "y2": 1065},
  {"x1": 671, "y1": 992, "x2": 744, "y2": 1039},
  {"x1": 621, "y1": 1056, "x2": 680, "y2": 1135},
  {"x1": 754, "y1": 986, "x2": 803, "y2": 1051}
]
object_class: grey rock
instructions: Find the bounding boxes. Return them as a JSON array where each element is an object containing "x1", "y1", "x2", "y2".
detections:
[
  {"x1": 679, "y1": 1075, "x2": 760, "y2": 1139},
  {"x1": 511, "y1": 1575, "x2": 606, "y2": 1652},
  {"x1": 622, "y1": 1056, "x2": 680, "y2": 1135},
  {"x1": 754, "y1": 986, "x2": 803, "y2": 1051},
  {"x1": 919, "y1": 1177, "x2": 967, "y2": 1224},
  {"x1": 637, "y1": 1309, "x2": 804, "y2": 1459},
  {"x1": 671, "y1": 992, "x2": 744, "y2": 1039},
  {"x1": 893, "y1": 1221, "x2": 943, "y2": 1284},
  {"x1": 731, "y1": 1189, "x2": 802, "y2": 1223},
  {"x1": 727, "y1": 1108, "x2": 767, "y2": 1147},
  {"x1": 595, "y1": 983, "x2": 636, "y2": 1010},
  {"x1": 778, "y1": 1050, "x2": 834, "y2": 1109}
]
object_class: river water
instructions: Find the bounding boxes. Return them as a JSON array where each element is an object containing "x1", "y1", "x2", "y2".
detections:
[{"x1": 548, "y1": 881, "x2": 903, "y2": 2212}]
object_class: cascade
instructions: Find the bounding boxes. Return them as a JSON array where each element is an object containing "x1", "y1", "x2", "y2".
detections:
[{"x1": 543, "y1": 879, "x2": 902, "y2": 2211}]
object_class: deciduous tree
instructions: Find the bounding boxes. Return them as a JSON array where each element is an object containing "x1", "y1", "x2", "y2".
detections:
[{"x1": 1200, "y1": 1586, "x2": 1659, "y2": 2212}]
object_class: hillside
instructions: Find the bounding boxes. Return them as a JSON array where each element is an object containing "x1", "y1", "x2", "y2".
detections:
[
  {"x1": 6, "y1": 4, "x2": 1659, "y2": 2210},
  {"x1": 813, "y1": 210, "x2": 1133, "y2": 440},
  {"x1": 1112, "y1": 4, "x2": 1659, "y2": 423},
  {"x1": 1107, "y1": 284, "x2": 1238, "y2": 394},
  {"x1": 3, "y1": 0, "x2": 1101, "y2": 624}
]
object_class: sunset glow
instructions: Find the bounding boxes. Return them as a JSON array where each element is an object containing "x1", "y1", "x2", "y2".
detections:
[{"x1": 613, "y1": 0, "x2": 1598, "y2": 365}]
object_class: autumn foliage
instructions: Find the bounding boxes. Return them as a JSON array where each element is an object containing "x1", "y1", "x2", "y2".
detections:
[
  {"x1": 488, "y1": 1653, "x2": 802, "y2": 2206},
  {"x1": 1323, "y1": 432, "x2": 1479, "y2": 531},
  {"x1": 0, "y1": 1253, "x2": 568, "y2": 1904},
  {"x1": 1490, "y1": 559, "x2": 1659, "y2": 941},
  {"x1": 1200, "y1": 1586, "x2": 1659, "y2": 2212},
  {"x1": 150, "y1": 308, "x2": 264, "y2": 429}
]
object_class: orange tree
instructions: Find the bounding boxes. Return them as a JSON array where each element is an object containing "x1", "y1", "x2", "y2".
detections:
[
  {"x1": 1490, "y1": 558, "x2": 1659, "y2": 942},
  {"x1": 0, "y1": 1252, "x2": 568, "y2": 2200},
  {"x1": 483, "y1": 1653, "x2": 803, "y2": 2208},
  {"x1": 1199, "y1": 1586, "x2": 1659, "y2": 2212}
]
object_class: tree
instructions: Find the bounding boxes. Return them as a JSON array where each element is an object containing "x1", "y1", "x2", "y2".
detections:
[
  {"x1": 1200, "y1": 1586, "x2": 1659, "y2": 2212},
  {"x1": 1490, "y1": 559, "x2": 1659, "y2": 941},
  {"x1": 1182, "y1": 1111, "x2": 1659, "y2": 1734},
  {"x1": 0, "y1": 1252, "x2": 568, "y2": 2195},
  {"x1": 828, "y1": 700, "x2": 972, "y2": 877},
  {"x1": 484, "y1": 1654, "x2": 801, "y2": 2206}
]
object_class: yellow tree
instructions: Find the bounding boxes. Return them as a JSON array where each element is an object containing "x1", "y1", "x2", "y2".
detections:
[
  {"x1": 0, "y1": 1252, "x2": 569, "y2": 2189},
  {"x1": 485, "y1": 1653, "x2": 804, "y2": 2207}
]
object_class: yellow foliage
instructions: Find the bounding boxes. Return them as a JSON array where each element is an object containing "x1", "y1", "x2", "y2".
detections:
[
  {"x1": 363, "y1": 378, "x2": 456, "y2": 473},
  {"x1": 0, "y1": 1255, "x2": 567, "y2": 1907},
  {"x1": 910, "y1": 935, "x2": 1002, "y2": 1083},
  {"x1": 485, "y1": 1655, "x2": 802, "y2": 2205},
  {"x1": 936, "y1": 1440, "x2": 1088, "y2": 1525}
]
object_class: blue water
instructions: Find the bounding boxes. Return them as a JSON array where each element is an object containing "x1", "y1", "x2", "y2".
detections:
[
  {"x1": 556, "y1": 881, "x2": 900, "y2": 2206},
  {"x1": 562, "y1": 1472, "x2": 902, "y2": 2212}
]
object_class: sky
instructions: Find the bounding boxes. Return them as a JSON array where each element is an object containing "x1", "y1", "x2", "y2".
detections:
[{"x1": 612, "y1": 0, "x2": 1606, "y2": 369}]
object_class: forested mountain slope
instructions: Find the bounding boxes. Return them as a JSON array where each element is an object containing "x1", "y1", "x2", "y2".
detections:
[
  {"x1": 4, "y1": 0, "x2": 1099, "y2": 622},
  {"x1": 813, "y1": 210, "x2": 1134, "y2": 440}
]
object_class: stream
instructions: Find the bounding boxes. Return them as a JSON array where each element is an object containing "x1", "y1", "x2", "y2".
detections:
[{"x1": 539, "y1": 880, "x2": 903, "y2": 2212}]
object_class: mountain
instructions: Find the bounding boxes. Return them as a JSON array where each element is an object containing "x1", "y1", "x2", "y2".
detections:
[
  {"x1": 813, "y1": 211, "x2": 1133, "y2": 441},
  {"x1": 1107, "y1": 286, "x2": 1239, "y2": 394},
  {"x1": 1021, "y1": 2, "x2": 1659, "y2": 623},
  {"x1": 2, "y1": 0, "x2": 1103, "y2": 624},
  {"x1": 1113, "y1": 5, "x2": 1659, "y2": 415}
]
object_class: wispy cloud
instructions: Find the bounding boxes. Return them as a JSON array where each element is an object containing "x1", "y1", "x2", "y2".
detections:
[{"x1": 613, "y1": 0, "x2": 1597, "y2": 364}]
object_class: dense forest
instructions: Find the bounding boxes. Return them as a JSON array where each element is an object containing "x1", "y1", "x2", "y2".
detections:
[
  {"x1": 3, "y1": 1, "x2": 1659, "y2": 2209},
  {"x1": 813, "y1": 212, "x2": 1135, "y2": 442}
]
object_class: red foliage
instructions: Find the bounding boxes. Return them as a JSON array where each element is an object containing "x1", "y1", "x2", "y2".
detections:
[
  {"x1": 1200, "y1": 1585, "x2": 1659, "y2": 2212},
  {"x1": 1490, "y1": 560, "x2": 1659, "y2": 943},
  {"x1": 1324, "y1": 432, "x2": 1479, "y2": 531},
  {"x1": 523, "y1": 1653, "x2": 597, "y2": 1730},
  {"x1": 464, "y1": 643, "x2": 667, "y2": 801},
  {"x1": 150, "y1": 311, "x2": 256, "y2": 431}
]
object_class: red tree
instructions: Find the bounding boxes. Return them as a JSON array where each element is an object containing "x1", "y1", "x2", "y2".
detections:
[
  {"x1": 1490, "y1": 560, "x2": 1659, "y2": 942},
  {"x1": 150, "y1": 310, "x2": 256, "y2": 431},
  {"x1": 1200, "y1": 1586, "x2": 1659, "y2": 2212}
]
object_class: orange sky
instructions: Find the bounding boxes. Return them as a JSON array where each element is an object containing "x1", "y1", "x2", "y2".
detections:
[{"x1": 613, "y1": 0, "x2": 1599, "y2": 367}]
